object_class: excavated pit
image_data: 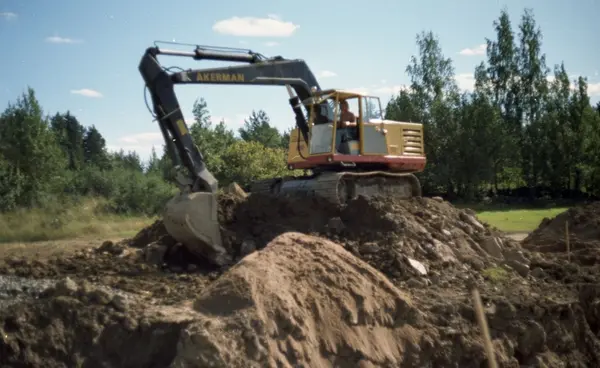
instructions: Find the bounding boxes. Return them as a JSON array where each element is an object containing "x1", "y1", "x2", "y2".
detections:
[{"x1": 2, "y1": 193, "x2": 600, "y2": 367}]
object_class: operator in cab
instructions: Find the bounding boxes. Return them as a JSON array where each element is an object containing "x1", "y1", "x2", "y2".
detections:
[
  {"x1": 336, "y1": 99, "x2": 359, "y2": 145},
  {"x1": 338, "y1": 100, "x2": 356, "y2": 128}
]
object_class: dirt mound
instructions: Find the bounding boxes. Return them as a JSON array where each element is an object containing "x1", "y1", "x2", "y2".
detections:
[
  {"x1": 0, "y1": 233, "x2": 515, "y2": 367},
  {"x1": 524, "y1": 201, "x2": 600, "y2": 253},
  {"x1": 11, "y1": 193, "x2": 600, "y2": 366},
  {"x1": 186, "y1": 232, "x2": 431, "y2": 367},
  {"x1": 0, "y1": 192, "x2": 537, "y2": 314},
  {"x1": 6, "y1": 233, "x2": 600, "y2": 367},
  {"x1": 129, "y1": 193, "x2": 527, "y2": 284},
  {"x1": 0, "y1": 276, "x2": 196, "y2": 368},
  {"x1": 0, "y1": 234, "x2": 429, "y2": 367},
  {"x1": 2, "y1": 193, "x2": 525, "y2": 288},
  {"x1": 127, "y1": 219, "x2": 169, "y2": 248}
]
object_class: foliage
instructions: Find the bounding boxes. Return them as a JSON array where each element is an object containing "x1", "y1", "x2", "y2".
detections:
[
  {"x1": 0, "y1": 92, "x2": 291, "y2": 222},
  {"x1": 386, "y1": 8, "x2": 600, "y2": 200}
]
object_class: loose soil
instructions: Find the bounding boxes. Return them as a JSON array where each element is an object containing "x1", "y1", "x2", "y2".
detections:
[{"x1": 1, "y1": 193, "x2": 600, "y2": 367}]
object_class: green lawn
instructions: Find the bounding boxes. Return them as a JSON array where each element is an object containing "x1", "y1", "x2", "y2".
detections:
[
  {"x1": 474, "y1": 207, "x2": 569, "y2": 233},
  {"x1": 0, "y1": 198, "x2": 155, "y2": 243}
]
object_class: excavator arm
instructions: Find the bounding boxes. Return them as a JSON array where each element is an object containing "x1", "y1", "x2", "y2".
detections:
[
  {"x1": 138, "y1": 42, "x2": 328, "y2": 266},
  {"x1": 139, "y1": 42, "x2": 327, "y2": 194}
]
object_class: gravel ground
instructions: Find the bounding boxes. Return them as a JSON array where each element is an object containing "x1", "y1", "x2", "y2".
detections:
[{"x1": 0, "y1": 275, "x2": 56, "y2": 309}]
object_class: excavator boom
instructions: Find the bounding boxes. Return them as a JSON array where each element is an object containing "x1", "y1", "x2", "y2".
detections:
[{"x1": 139, "y1": 42, "x2": 329, "y2": 265}]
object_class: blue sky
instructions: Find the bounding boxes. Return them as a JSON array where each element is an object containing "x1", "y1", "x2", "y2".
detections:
[{"x1": 1, "y1": 0, "x2": 598, "y2": 162}]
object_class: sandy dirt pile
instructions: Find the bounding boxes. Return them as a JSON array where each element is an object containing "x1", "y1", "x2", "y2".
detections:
[
  {"x1": 2, "y1": 194, "x2": 600, "y2": 367},
  {"x1": 182, "y1": 232, "x2": 430, "y2": 367}
]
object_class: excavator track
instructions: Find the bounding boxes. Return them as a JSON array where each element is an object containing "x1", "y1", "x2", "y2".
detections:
[{"x1": 249, "y1": 171, "x2": 422, "y2": 206}]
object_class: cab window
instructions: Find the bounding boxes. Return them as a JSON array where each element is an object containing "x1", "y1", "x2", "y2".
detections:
[{"x1": 362, "y1": 96, "x2": 383, "y2": 122}]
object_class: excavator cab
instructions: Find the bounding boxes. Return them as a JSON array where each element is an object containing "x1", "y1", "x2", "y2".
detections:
[
  {"x1": 307, "y1": 91, "x2": 364, "y2": 156},
  {"x1": 286, "y1": 89, "x2": 426, "y2": 173}
]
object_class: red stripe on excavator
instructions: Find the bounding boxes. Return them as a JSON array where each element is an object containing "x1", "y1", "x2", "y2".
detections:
[{"x1": 290, "y1": 155, "x2": 426, "y2": 170}]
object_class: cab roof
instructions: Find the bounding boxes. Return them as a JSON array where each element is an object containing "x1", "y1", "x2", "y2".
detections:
[{"x1": 313, "y1": 88, "x2": 376, "y2": 100}]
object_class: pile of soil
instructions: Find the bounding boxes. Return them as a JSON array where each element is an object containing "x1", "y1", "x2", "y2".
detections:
[
  {"x1": 520, "y1": 200, "x2": 600, "y2": 287},
  {"x1": 0, "y1": 276, "x2": 199, "y2": 368},
  {"x1": 524, "y1": 201, "x2": 600, "y2": 253},
  {"x1": 3, "y1": 193, "x2": 600, "y2": 367},
  {"x1": 1, "y1": 193, "x2": 524, "y2": 295},
  {"x1": 214, "y1": 193, "x2": 527, "y2": 283},
  {"x1": 0, "y1": 233, "x2": 546, "y2": 367}
]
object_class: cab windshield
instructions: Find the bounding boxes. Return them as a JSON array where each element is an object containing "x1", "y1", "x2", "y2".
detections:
[{"x1": 362, "y1": 96, "x2": 383, "y2": 122}]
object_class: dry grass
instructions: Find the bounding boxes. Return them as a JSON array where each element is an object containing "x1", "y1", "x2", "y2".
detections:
[{"x1": 0, "y1": 198, "x2": 155, "y2": 243}]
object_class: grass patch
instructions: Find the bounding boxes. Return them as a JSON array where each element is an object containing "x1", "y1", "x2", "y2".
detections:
[
  {"x1": 453, "y1": 201, "x2": 570, "y2": 232},
  {"x1": 475, "y1": 207, "x2": 568, "y2": 232},
  {"x1": 482, "y1": 266, "x2": 511, "y2": 284},
  {"x1": 0, "y1": 198, "x2": 156, "y2": 243}
]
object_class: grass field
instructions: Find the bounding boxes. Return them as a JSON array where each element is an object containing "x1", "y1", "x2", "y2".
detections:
[
  {"x1": 0, "y1": 198, "x2": 155, "y2": 244},
  {"x1": 0, "y1": 196, "x2": 572, "y2": 246},
  {"x1": 472, "y1": 206, "x2": 569, "y2": 233}
]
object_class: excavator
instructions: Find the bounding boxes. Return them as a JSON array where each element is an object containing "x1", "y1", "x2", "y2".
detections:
[{"x1": 139, "y1": 41, "x2": 427, "y2": 266}]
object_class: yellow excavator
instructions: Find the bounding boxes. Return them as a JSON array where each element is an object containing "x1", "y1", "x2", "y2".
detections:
[{"x1": 139, "y1": 42, "x2": 426, "y2": 266}]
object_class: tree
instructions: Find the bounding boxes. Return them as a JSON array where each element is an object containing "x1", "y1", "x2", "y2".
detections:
[
  {"x1": 477, "y1": 9, "x2": 522, "y2": 189},
  {"x1": 219, "y1": 140, "x2": 289, "y2": 187},
  {"x1": 112, "y1": 149, "x2": 144, "y2": 172},
  {"x1": 146, "y1": 146, "x2": 161, "y2": 174},
  {"x1": 239, "y1": 110, "x2": 283, "y2": 149},
  {"x1": 0, "y1": 87, "x2": 67, "y2": 207},
  {"x1": 515, "y1": 9, "x2": 550, "y2": 191},
  {"x1": 83, "y1": 125, "x2": 110, "y2": 169},
  {"x1": 50, "y1": 111, "x2": 85, "y2": 170},
  {"x1": 403, "y1": 30, "x2": 462, "y2": 196},
  {"x1": 187, "y1": 98, "x2": 237, "y2": 181},
  {"x1": 191, "y1": 97, "x2": 211, "y2": 129}
]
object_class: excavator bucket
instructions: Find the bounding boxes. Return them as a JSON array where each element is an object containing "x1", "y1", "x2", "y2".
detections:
[{"x1": 162, "y1": 192, "x2": 231, "y2": 266}]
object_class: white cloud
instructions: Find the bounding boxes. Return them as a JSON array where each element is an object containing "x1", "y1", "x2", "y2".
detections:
[
  {"x1": 345, "y1": 87, "x2": 370, "y2": 95},
  {"x1": 46, "y1": 36, "x2": 83, "y2": 44},
  {"x1": 546, "y1": 75, "x2": 600, "y2": 96},
  {"x1": 212, "y1": 15, "x2": 299, "y2": 37},
  {"x1": 455, "y1": 73, "x2": 476, "y2": 91},
  {"x1": 373, "y1": 85, "x2": 409, "y2": 95},
  {"x1": 108, "y1": 132, "x2": 165, "y2": 159},
  {"x1": 588, "y1": 82, "x2": 600, "y2": 96},
  {"x1": 119, "y1": 132, "x2": 163, "y2": 145},
  {"x1": 459, "y1": 44, "x2": 486, "y2": 56},
  {"x1": 233, "y1": 113, "x2": 249, "y2": 129},
  {"x1": 264, "y1": 41, "x2": 279, "y2": 47},
  {"x1": 70, "y1": 89, "x2": 103, "y2": 98},
  {"x1": 317, "y1": 70, "x2": 337, "y2": 78},
  {"x1": 343, "y1": 83, "x2": 410, "y2": 98},
  {"x1": 0, "y1": 12, "x2": 17, "y2": 20}
]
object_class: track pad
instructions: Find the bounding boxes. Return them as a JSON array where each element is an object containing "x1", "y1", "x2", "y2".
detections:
[{"x1": 163, "y1": 192, "x2": 231, "y2": 266}]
